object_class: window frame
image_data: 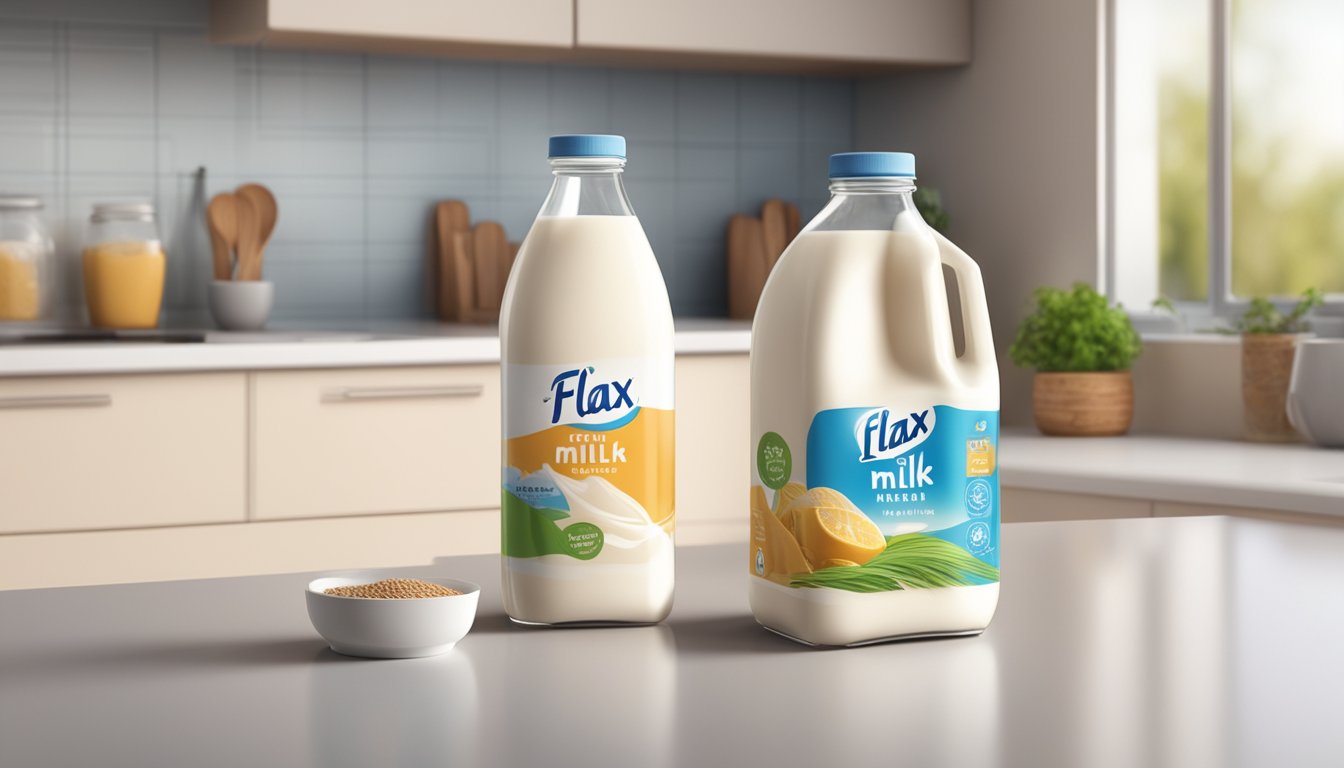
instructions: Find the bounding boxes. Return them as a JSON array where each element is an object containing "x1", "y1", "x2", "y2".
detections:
[{"x1": 1104, "y1": 0, "x2": 1344, "y2": 328}]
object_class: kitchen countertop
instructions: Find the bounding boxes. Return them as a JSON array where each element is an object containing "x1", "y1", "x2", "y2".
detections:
[
  {"x1": 2, "y1": 516, "x2": 1340, "y2": 767},
  {"x1": 0, "y1": 318, "x2": 751, "y2": 377},
  {"x1": 1000, "y1": 429, "x2": 1344, "y2": 517}
]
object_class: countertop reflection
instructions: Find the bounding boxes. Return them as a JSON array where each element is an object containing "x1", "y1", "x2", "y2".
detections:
[{"x1": 1, "y1": 516, "x2": 1340, "y2": 767}]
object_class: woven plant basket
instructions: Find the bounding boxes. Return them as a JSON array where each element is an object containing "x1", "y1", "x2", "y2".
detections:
[
  {"x1": 1242, "y1": 334, "x2": 1301, "y2": 442},
  {"x1": 1032, "y1": 371, "x2": 1134, "y2": 437}
]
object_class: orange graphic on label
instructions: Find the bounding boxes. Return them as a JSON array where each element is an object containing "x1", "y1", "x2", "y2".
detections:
[{"x1": 506, "y1": 406, "x2": 674, "y2": 529}]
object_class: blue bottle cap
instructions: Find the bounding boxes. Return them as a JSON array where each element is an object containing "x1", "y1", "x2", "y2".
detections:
[
  {"x1": 548, "y1": 134, "x2": 627, "y2": 159},
  {"x1": 828, "y1": 152, "x2": 916, "y2": 178}
]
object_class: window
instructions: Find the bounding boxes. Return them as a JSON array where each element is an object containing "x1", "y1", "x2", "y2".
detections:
[{"x1": 1110, "y1": 0, "x2": 1343, "y2": 319}]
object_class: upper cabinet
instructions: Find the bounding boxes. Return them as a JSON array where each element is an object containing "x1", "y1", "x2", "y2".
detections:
[
  {"x1": 574, "y1": 0, "x2": 970, "y2": 71},
  {"x1": 210, "y1": 0, "x2": 970, "y2": 72},
  {"x1": 209, "y1": 0, "x2": 574, "y2": 59}
]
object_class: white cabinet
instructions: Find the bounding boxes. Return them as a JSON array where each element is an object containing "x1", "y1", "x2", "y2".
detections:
[
  {"x1": 0, "y1": 353, "x2": 756, "y2": 589},
  {"x1": 576, "y1": 0, "x2": 970, "y2": 68},
  {"x1": 0, "y1": 373, "x2": 247, "y2": 533},
  {"x1": 210, "y1": 0, "x2": 573, "y2": 57},
  {"x1": 251, "y1": 365, "x2": 500, "y2": 520},
  {"x1": 1001, "y1": 488, "x2": 1152, "y2": 524},
  {"x1": 1153, "y1": 501, "x2": 1343, "y2": 529},
  {"x1": 675, "y1": 354, "x2": 749, "y2": 543},
  {"x1": 209, "y1": 0, "x2": 970, "y2": 72},
  {"x1": 251, "y1": 355, "x2": 753, "y2": 527},
  {"x1": 1001, "y1": 489, "x2": 1344, "y2": 528},
  {"x1": 0, "y1": 508, "x2": 499, "y2": 591},
  {"x1": 0, "y1": 354, "x2": 756, "y2": 588},
  {"x1": 5, "y1": 353, "x2": 1340, "y2": 590}
]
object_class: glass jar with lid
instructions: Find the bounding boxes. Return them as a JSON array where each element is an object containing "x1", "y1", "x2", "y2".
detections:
[
  {"x1": 0, "y1": 195, "x2": 53, "y2": 322},
  {"x1": 83, "y1": 201, "x2": 166, "y2": 329}
]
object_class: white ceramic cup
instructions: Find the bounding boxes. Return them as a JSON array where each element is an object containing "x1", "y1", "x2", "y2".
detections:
[
  {"x1": 1287, "y1": 338, "x2": 1344, "y2": 448},
  {"x1": 209, "y1": 280, "x2": 274, "y2": 331}
]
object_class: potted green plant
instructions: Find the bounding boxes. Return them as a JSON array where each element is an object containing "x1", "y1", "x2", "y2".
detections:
[
  {"x1": 1235, "y1": 288, "x2": 1322, "y2": 442},
  {"x1": 1010, "y1": 283, "x2": 1142, "y2": 436},
  {"x1": 914, "y1": 187, "x2": 949, "y2": 233}
]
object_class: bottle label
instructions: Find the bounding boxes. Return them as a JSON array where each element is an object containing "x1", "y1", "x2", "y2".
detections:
[
  {"x1": 503, "y1": 357, "x2": 674, "y2": 561},
  {"x1": 750, "y1": 405, "x2": 999, "y2": 592}
]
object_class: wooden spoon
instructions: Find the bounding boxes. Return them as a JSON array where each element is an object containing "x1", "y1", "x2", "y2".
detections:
[
  {"x1": 235, "y1": 184, "x2": 277, "y2": 280},
  {"x1": 233, "y1": 194, "x2": 260, "y2": 282},
  {"x1": 206, "y1": 193, "x2": 238, "y2": 281}
]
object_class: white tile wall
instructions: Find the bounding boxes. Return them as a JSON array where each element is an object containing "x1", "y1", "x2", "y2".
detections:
[{"x1": 0, "y1": 2, "x2": 854, "y2": 321}]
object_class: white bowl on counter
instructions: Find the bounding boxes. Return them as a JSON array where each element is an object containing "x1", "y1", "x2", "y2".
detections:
[
  {"x1": 209, "y1": 280, "x2": 274, "y2": 331},
  {"x1": 1288, "y1": 338, "x2": 1344, "y2": 448},
  {"x1": 305, "y1": 576, "x2": 480, "y2": 659}
]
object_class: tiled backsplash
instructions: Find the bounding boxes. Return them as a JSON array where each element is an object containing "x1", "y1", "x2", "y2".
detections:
[{"x1": 0, "y1": 2, "x2": 853, "y2": 322}]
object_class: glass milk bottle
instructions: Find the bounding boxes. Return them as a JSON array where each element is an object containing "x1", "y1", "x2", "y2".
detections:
[{"x1": 499, "y1": 135, "x2": 676, "y2": 625}]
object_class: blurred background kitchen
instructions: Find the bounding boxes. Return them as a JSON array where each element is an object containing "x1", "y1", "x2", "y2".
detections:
[{"x1": 1, "y1": 0, "x2": 1340, "y2": 590}]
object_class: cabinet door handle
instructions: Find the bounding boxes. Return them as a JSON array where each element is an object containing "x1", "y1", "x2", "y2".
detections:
[
  {"x1": 0, "y1": 394, "x2": 113, "y2": 410},
  {"x1": 322, "y1": 384, "x2": 484, "y2": 403}
]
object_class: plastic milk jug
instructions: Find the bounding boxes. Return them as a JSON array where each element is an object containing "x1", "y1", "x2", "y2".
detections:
[{"x1": 749, "y1": 152, "x2": 1000, "y2": 646}]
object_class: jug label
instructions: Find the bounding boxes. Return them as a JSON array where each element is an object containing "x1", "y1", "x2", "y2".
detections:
[
  {"x1": 750, "y1": 405, "x2": 999, "y2": 591},
  {"x1": 503, "y1": 357, "x2": 674, "y2": 561}
]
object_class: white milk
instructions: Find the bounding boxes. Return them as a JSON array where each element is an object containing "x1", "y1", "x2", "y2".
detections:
[
  {"x1": 500, "y1": 135, "x2": 675, "y2": 625},
  {"x1": 749, "y1": 152, "x2": 1000, "y2": 646}
]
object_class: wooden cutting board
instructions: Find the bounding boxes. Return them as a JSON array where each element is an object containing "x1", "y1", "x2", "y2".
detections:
[
  {"x1": 783, "y1": 201, "x2": 801, "y2": 243},
  {"x1": 760, "y1": 199, "x2": 789, "y2": 269},
  {"x1": 503, "y1": 242, "x2": 520, "y2": 293},
  {"x1": 450, "y1": 228, "x2": 477, "y2": 323},
  {"x1": 472, "y1": 221, "x2": 507, "y2": 312},
  {"x1": 433, "y1": 201, "x2": 470, "y2": 321},
  {"x1": 727, "y1": 214, "x2": 769, "y2": 320}
]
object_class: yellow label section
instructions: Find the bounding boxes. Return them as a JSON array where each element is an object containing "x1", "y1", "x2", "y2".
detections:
[
  {"x1": 749, "y1": 484, "x2": 814, "y2": 584},
  {"x1": 966, "y1": 437, "x2": 996, "y2": 477},
  {"x1": 506, "y1": 407, "x2": 674, "y2": 528}
]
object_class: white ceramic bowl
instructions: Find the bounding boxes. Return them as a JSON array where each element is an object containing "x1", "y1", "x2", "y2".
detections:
[
  {"x1": 1288, "y1": 338, "x2": 1344, "y2": 448},
  {"x1": 305, "y1": 576, "x2": 480, "y2": 659},
  {"x1": 209, "y1": 280, "x2": 274, "y2": 331}
]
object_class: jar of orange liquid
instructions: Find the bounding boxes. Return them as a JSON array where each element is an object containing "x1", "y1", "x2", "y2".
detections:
[
  {"x1": 83, "y1": 202, "x2": 166, "y2": 329},
  {"x1": 0, "y1": 195, "x2": 53, "y2": 323}
]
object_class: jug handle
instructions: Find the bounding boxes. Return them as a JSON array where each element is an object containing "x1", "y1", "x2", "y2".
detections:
[{"x1": 932, "y1": 230, "x2": 996, "y2": 375}]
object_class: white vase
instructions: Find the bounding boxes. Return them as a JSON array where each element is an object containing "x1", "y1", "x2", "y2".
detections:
[{"x1": 1287, "y1": 338, "x2": 1344, "y2": 448}]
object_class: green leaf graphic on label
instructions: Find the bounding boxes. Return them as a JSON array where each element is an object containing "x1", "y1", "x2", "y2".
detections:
[
  {"x1": 501, "y1": 491, "x2": 604, "y2": 560},
  {"x1": 756, "y1": 431, "x2": 792, "y2": 490},
  {"x1": 562, "y1": 522, "x2": 603, "y2": 560},
  {"x1": 789, "y1": 533, "x2": 999, "y2": 593}
]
